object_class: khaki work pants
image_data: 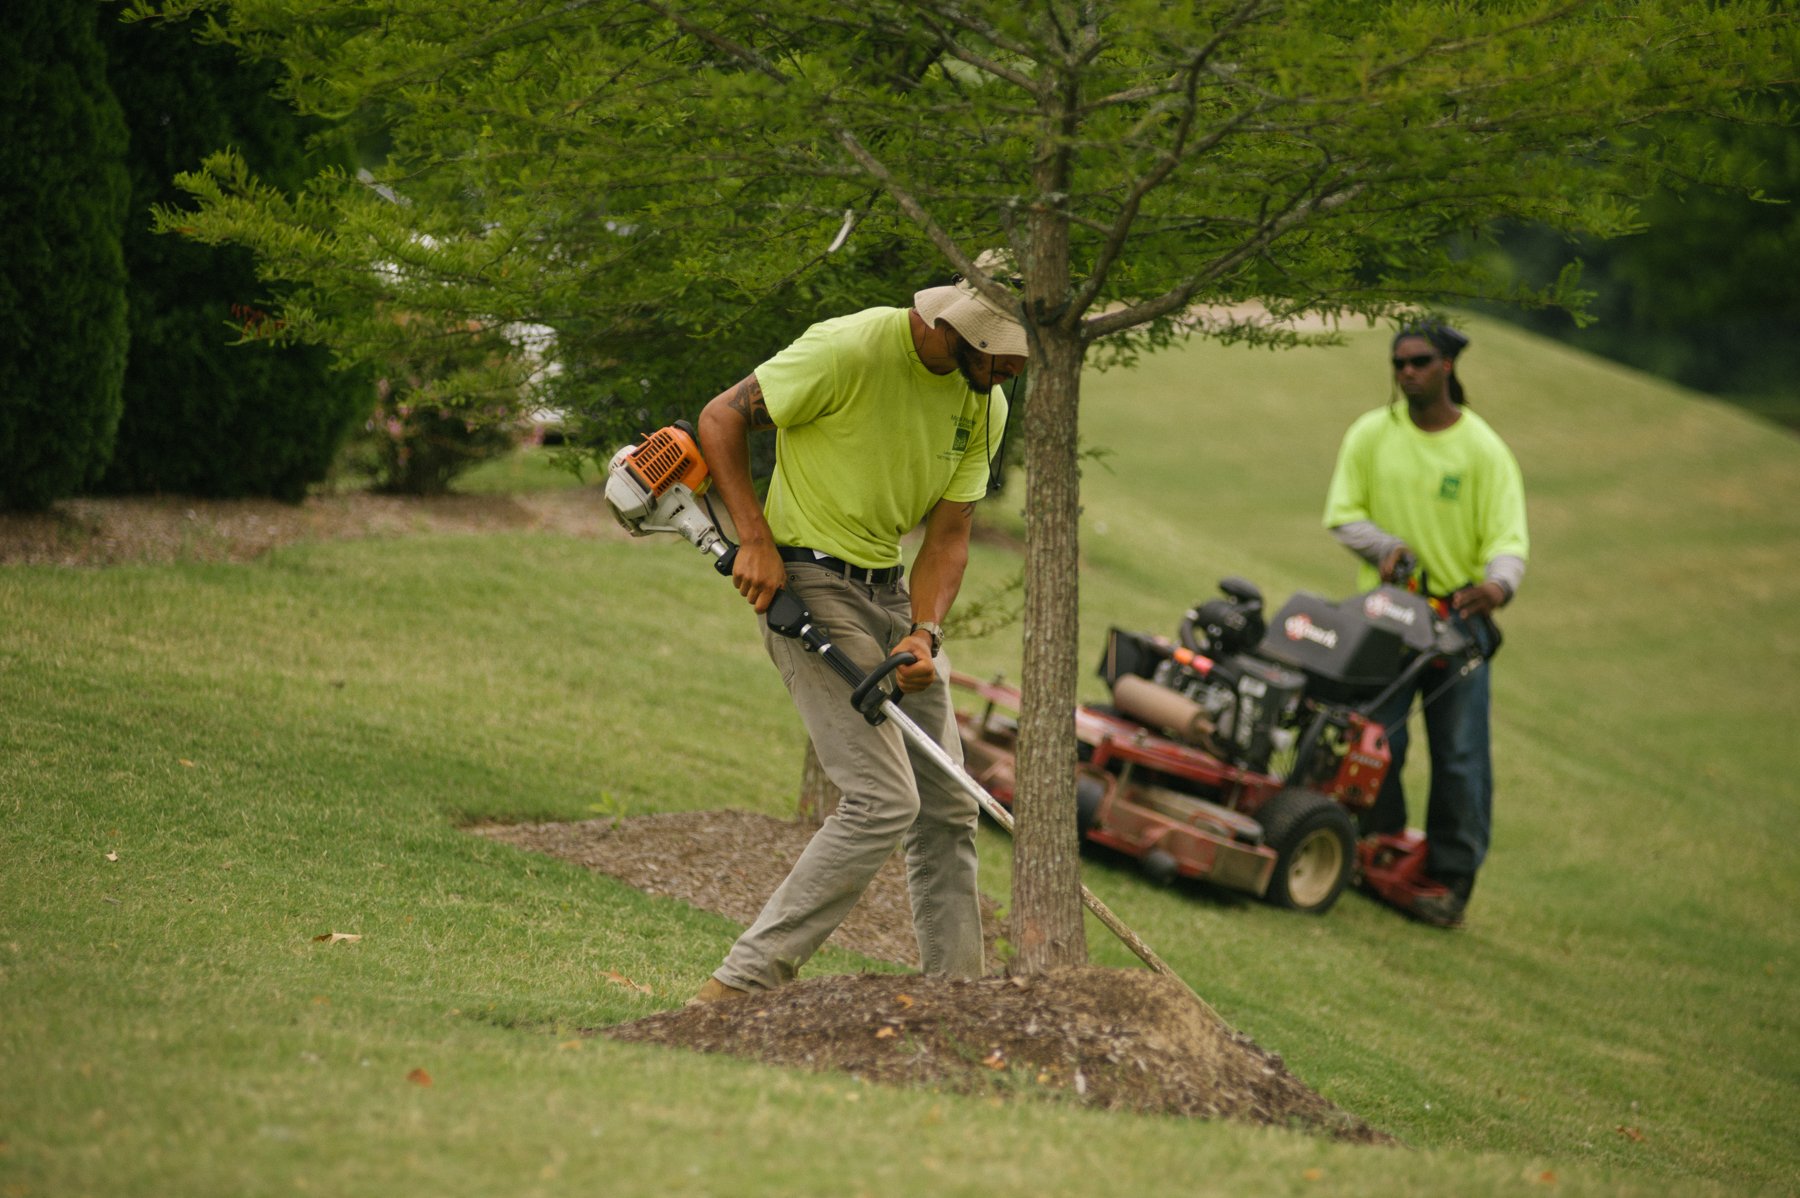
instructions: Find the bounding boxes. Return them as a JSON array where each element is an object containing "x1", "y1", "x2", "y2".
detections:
[{"x1": 714, "y1": 562, "x2": 984, "y2": 991}]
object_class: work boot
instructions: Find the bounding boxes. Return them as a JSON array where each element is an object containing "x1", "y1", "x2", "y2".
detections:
[
  {"x1": 1410, "y1": 875, "x2": 1474, "y2": 929},
  {"x1": 688, "y1": 977, "x2": 750, "y2": 1005}
]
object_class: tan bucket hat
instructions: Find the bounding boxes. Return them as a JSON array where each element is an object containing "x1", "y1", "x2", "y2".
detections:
[{"x1": 913, "y1": 250, "x2": 1027, "y2": 357}]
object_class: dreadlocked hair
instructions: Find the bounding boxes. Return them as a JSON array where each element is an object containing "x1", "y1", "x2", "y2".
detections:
[{"x1": 1394, "y1": 319, "x2": 1470, "y2": 405}]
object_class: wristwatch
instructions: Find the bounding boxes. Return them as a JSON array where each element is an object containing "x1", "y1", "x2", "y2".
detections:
[{"x1": 909, "y1": 621, "x2": 944, "y2": 657}]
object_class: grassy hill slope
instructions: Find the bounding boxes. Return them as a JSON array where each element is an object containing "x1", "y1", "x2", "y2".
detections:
[{"x1": 2, "y1": 317, "x2": 1795, "y2": 1196}]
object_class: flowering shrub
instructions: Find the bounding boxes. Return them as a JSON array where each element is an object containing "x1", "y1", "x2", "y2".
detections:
[
  {"x1": 354, "y1": 386, "x2": 520, "y2": 495},
  {"x1": 340, "y1": 318, "x2": 531, "y2": 495}
]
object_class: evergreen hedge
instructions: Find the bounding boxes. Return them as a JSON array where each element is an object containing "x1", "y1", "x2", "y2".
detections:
[
  {"x1": 96, "y1": 14, "x2": 367, "y2": 503},
  {"x1": 0, "y1": 3, "x2": 130, "y2": 511}
]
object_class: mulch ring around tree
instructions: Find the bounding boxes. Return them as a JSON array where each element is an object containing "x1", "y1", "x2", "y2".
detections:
[
  {"x1": 473, "y1": 811, "x2": 1396, "y2": 1145},
  {"x1": 608, "y1": 968, "x2": 1390, "y2": 1144}
]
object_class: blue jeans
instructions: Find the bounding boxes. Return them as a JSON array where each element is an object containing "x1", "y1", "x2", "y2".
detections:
[{"x1": 1362, "y1": 617, "x2": 1496, "y2": 885}]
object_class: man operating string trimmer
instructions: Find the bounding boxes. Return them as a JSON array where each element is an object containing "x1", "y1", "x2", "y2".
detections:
[{"x1": 687, "y1": 254, "x2": 1027, "y2": 1003}]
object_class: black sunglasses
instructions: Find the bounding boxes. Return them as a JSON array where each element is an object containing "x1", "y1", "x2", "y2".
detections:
[{"x1": 1392, "y1": 353, "x2": 1440, "y2": 371}]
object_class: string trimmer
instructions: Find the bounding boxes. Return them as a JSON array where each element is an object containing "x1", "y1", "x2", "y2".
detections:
[{"x1": 604, "y1": 422, "x2": 1211, "y2": 1015}]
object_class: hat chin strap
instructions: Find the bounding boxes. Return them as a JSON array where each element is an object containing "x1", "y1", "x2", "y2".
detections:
[{"x1": 915, "y1": 313, "x2": 961, "y2": 375}]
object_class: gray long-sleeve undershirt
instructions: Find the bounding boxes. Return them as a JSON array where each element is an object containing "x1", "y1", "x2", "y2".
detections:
[{"x1": 1330, "y1": 520, "x2": 1525, "y2": 601}]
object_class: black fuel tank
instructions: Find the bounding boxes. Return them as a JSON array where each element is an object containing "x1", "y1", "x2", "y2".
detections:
[{"x1": 1257, "y1": 586, "x2": 1437, "y2": 701}]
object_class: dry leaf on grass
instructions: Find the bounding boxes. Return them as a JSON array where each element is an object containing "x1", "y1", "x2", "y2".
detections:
[
  {"x1": 104, "y1": 851, "x2": 119, "y2": 862},
  {"x1": 407, "y1": 1068, "x2": 432, "y2": 1086},
  {"x1": 313, "y1": 932, "x2": 362, "y2": 944},
  {"x1": 603, "y1": 970, "x2": 651, "y2": 994}
]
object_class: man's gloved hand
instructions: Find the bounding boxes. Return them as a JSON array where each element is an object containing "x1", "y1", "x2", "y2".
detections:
[
  {"x1": 1451, "y1": 580, "x2": 1507, "y2": 619},
  {"x1": 892, "y1": 629, "x2": 938, "y2": 693},
  {"x1": 1378, "y1": 544, "x2": 1414, "y2": 584}
]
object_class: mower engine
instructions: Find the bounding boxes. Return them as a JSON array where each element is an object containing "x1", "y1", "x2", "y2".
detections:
[
  {"x1": 1151, "y1": 651, "x2": 1306, "y2": 773},
  {"x1": 602, "y1": 423, "x2": 731, "y2": 562},
  {"x1": 1162, "y1": 577, "x2": 1303, "y2": 771},
  {"x1": 1100, "y1": 621, "x2": 1306, "y2": 775}
]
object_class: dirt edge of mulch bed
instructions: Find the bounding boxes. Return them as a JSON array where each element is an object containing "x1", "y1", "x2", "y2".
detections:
[
  {"x1": 0, "y1": 487, "x2": 619, "y2": 567},
  {"x1": 474, "y1": 811, "x2": 1397, "y2": 1145}
]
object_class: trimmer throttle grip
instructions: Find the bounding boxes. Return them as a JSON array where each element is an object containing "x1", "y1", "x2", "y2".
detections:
[
  {"x1": 850, "y1": 652, "x2": 915, "y2": 724},
  {"x1": 763, "y1": 589, "x2": 811, "y2": 639},
  {"x1": 714, "y1": 544, "x2": 737, "y2": 576}
]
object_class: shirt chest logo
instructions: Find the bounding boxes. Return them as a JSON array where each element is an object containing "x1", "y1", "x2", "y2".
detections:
[
  {"x1": 1439, "y1": 475, "x2": 1462, "y2": 501},
  {"x1": 952, "y1": 418, "x2": 973, "y2": 453}
]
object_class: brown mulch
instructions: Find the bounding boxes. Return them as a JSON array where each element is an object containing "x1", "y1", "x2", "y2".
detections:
[
  {"x1": 477, "y1": 811, "x2": 1393, "y2": 1145},
  {"x1": 8, "y1": 492, "x2": 1391, "y2": 1144},
  {"x1": 610, "y1": 967, "x2": 1386, "y2": 1143},
  {"x1": 0, "y1": 487, "x2": 617, "y2": 566},
  {"x1": 472, "y1": 810, "x2": 1007, "y2": 973}
]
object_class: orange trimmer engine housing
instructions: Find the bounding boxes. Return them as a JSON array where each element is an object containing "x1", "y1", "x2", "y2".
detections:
[{"x1": 625, "y1": 425, "x2": 711, "y2": 498}]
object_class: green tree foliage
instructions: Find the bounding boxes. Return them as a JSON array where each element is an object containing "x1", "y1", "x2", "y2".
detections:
[
  {"x1": 1480, "y1": 98, "x2": 1800, "y2": 419},
  {"x1": 146, "y1": 0, "x2": 1794, "y2": 970},
  {"x1": 95, "y1": 11, "x2": 368, "y2": 502},
  {"x1": 0, "y1": 3, "x2": 130, "y2": 511}
]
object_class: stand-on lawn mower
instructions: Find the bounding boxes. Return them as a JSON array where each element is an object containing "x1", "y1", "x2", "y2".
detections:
[{"x1": 952, "y1": 572, "x2": 1491, "y2": 916}]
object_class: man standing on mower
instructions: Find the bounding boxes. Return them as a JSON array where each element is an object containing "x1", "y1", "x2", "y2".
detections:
[
  {"x1": 689, "y1": 256, "x2": 1026, "y2": 1001},
  {"x1": 1323, "y1": 319, "x2": 1528, "y2": 927}
]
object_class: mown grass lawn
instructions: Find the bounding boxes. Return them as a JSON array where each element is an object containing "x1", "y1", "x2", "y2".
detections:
[{"x1": 3, "y1": 318, "x2": 1796, "y2": 1197}]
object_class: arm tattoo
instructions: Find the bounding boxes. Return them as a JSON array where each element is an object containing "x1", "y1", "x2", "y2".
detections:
[{"x1": 726, "y1": 375, "x2": 774, "y2": 431}]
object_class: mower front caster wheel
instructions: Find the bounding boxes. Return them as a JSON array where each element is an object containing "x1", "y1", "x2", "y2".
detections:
[{"x1": 1257, "y1": 789, "x2": 1356, "y2": 914}]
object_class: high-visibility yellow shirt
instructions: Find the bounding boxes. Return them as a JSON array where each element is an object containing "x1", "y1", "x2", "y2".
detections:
[
  {"x1": 1323, "y1": 404, "x2": 1529, "y2": 595},
  {"x1": 757, "y1": 307, "x2": 1007, "y2": 569}
]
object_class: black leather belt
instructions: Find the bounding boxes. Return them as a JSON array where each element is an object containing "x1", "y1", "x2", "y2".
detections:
[{"x1": 777, "y1": 545, "x2": 903, "y2": 586}]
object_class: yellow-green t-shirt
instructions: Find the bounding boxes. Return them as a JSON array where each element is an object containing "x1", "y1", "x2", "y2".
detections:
[
  {"x1": 1322, "y1": 405, "x2": 1529, "y2": 594},
  {"x1": 756, "y1": 307, "x2": 1007, "y2": 569}
]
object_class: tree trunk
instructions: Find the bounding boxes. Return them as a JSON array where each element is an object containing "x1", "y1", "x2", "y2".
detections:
[
  {"x1": 795, "y1": 739, "x2": 842, "y2": 826},
  {"x1": 1009, "y1": 321, "x2": 1090, "y2": 973},
  {"x1": 1005, "y1": 56, "x2": 1092, "y2": 975}
]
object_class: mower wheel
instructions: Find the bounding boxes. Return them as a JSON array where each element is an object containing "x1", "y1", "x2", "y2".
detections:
[
  {"x1": 1141, "y1": 848, "x2": 1180, "y2": 886},
  {"x1": 1075, "y1": 774, "x2": 1107, "y2": 835},
  {"x1": 1257, "y1": 789, "x2": 1356, "y2": 914}
]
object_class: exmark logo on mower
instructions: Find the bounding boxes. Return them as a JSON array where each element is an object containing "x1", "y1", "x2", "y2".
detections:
[
  {"x1": 1362, "y1": 592, "x2": 1418, "y2": 626},
  {"x1": 1283, "y1": 614, "x2": 1338, "y2": 649}
]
